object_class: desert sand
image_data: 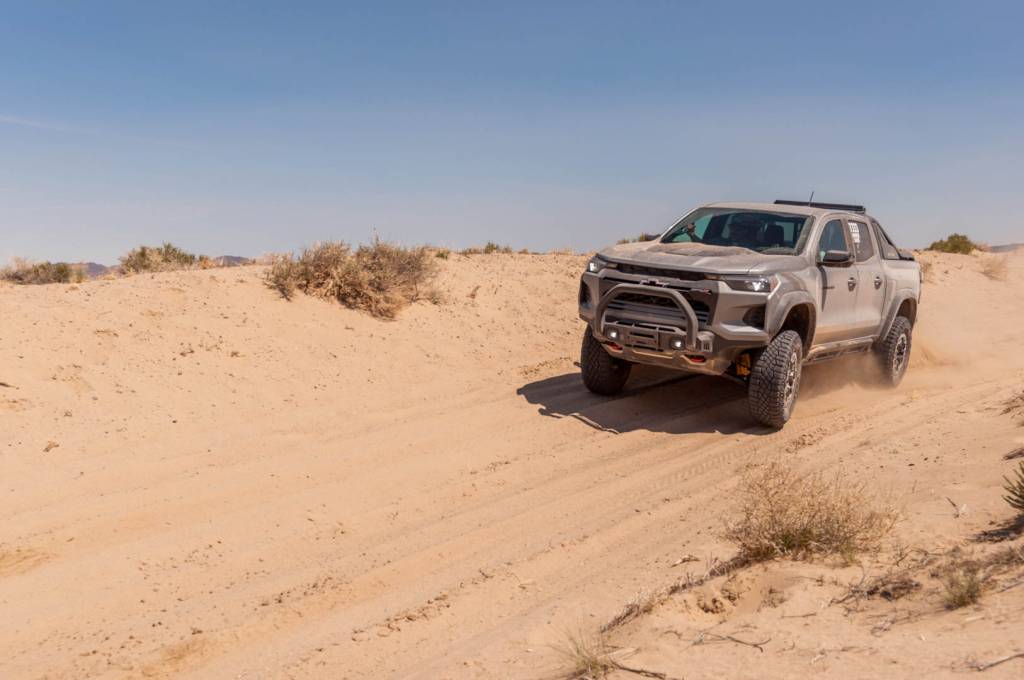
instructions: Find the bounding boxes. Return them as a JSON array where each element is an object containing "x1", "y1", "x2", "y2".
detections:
[{"x1": 1, "y1": 250, "x2": 1022, "y2": 679}]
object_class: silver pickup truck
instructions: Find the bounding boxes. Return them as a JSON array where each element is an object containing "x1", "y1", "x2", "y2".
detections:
[{"x1": 578, "y1": 200, "x2": 922, "y2": 428}]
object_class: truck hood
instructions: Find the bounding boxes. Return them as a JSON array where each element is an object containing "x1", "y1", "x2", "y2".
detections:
[{"x1": 599, "y1": 241, "x2": 805, "y2": 275}]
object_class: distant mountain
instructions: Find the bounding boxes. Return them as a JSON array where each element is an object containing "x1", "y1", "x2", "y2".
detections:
[
  {"x1": 210, "y1": 255, "x2": 252, "y2": 266},
  {"x1": 76, "y1": 262, "x2": 115, "y2": 278},
  {"x1": 990, "y1": 243, "x2": 1023, "y2": 253}
]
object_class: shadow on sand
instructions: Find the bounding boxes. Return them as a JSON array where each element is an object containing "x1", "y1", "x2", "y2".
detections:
[{"x1": 516, "y1": 358, "x2": 878, "y2": 437}]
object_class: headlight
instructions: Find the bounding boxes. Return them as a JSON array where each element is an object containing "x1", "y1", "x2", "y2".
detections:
[
  {"x1": 720, "y1": 275, "x2": 778, "y2": 293},
  {"x1": 587, "y1": 256, "x2": 616, "y2": 273}
]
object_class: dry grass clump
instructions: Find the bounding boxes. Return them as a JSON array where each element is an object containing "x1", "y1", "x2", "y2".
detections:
[
  {"x1": 265, "y1": 239, "x2": 438, "y2": 319},
  {"x1": 724, "y1": 460, "x2": 899, "y2": 562},
  {"x1": 981, "y1": 255, "x2": 1009, "y2": 281},
  {"x1": 942, "y1": 564, "x2": 983, "y2": 609},
  {"x1": 461, "y1": 242, "x2": 512, "y2": 255},
  {"x1": 1, "y1": 258, "x2": 84, "y2": 284},
  {"x1": 557, "y1": 630, "x2": 675, "y2": 680},
  {"x1": 120, "y1": 243, "x2": 198, "y2": 273},
  {"x1": 559, "y1": 632, "x2": 615, "y2": 679}
]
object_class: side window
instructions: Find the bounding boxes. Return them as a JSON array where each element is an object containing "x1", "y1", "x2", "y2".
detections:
[
  {"x1": 817, "y1": 219, "x2": 849, "y2": 261},
  {"x1": 872, "y1": 220, "x2": 900, "y2": 260},
  {"x1": 848, "y1": 220, "x2": 875, "y2": 262}
]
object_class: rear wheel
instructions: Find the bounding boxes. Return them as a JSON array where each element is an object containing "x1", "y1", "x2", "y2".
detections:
[
  {"x1": 580, "y1": 327, "x2": 631, "y2": 395},
  {"x1": 876, "y1": 316, "x2": 912, "y2": 386},
  {"x1": 748, "y1": 330, "x2": 803, "y2": 428}
]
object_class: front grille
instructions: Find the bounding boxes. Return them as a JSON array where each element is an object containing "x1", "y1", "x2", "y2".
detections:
[
  {"x1": 605, "y1": 291, "x2": 710, "y2": 327},
  {"x1": 614, "y1": 263, "x2": 705, "y2": 281}
]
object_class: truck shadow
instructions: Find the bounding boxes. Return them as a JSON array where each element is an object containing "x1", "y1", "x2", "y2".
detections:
[
  {"x1": 516, "y1": 365, "x2": 757, "y2": 436},
  {"x1": 516, "y1": 360, "x2": 873, "y2": 436}
]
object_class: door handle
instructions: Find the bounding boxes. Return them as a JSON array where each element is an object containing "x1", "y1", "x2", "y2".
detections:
[
  {"x1": 874, "y1": 276, "x2": 883, "y2": 289},
  {"x1": 847, "y1": 277, "x2": 857, "y2": 291}
]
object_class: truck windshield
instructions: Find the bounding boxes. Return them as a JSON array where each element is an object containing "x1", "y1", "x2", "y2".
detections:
[{"x1": 661, "y1": 208, "x2": 812, "y2": 255}]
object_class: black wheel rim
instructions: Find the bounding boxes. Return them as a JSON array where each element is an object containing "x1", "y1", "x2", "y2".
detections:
[
  {"x1": 783, "y1": 349, "x2": 801, "y2": 418},
  {"x1": 892, "y1": 333, "x2": 909, "y2": 376}
]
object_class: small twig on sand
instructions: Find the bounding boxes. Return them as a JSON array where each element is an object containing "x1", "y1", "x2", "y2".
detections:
[
  {"x1": 612, "y1": 661, "x2": 681, "y2": 680},
  {"x1": 946, "y1": 497, "x2": 963, "y2": 518},
  {"x1": 692, "y1": 629, "x2": 770, "y2": 652},
  {"x1": 969, "y1": 650, "x2": 1024, "y2": 671},
  {"x1": 999, "y1": 578, "x2": 1024, "y2": 593},
  {"x1": 0, "y1": 381, "x2": 15, "y2": 388}
]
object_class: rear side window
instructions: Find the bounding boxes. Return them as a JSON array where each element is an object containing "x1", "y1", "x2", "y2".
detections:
[
  {"x1": 817, "y1": 219, "x2": 849, "y2": 260},
  {"x1": 848, "y1": 220, "x2": 875, "y2": 262},
  {"x1": 871, "y1": 220, "x2": 900, "y2": 260}
]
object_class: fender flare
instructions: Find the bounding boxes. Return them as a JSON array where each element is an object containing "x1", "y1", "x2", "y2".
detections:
[
  {"x1": 879, "y1": 291, "x2": 918, "y2": 338},
  {"x1": 766, "y1": 291, "x2": 817, "y2": 347}
]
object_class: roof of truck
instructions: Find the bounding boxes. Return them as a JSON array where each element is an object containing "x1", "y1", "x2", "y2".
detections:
[{"x1": 704, "y1": 202, "x2": 870, "y2": 218}]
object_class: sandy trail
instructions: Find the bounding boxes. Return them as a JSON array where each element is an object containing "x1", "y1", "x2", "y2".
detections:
[{"x1": 1, "y1": 251, "x2": 1022, "y2": 679}]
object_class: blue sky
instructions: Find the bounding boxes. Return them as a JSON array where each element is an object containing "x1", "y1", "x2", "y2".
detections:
[{"x1": 1, "y1": 1, "x2": 1022, "y2": 264}]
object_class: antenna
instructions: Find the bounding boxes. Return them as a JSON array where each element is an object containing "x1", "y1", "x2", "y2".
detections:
[{"x1": 807, "y1": 190, "x2": 815, "y2": 206}]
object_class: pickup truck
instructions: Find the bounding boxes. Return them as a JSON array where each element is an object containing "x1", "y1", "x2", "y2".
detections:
[{"x1": 578, "y1": 200, "x2": 922, "y2": 428}]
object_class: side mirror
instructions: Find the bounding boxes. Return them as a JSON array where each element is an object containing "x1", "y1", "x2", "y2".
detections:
[{"x1": 820, "y1": 249, "x2": 854, "y2": 266}]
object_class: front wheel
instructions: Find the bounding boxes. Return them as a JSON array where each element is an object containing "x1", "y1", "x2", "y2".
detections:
[
  {"x1": 580, "y1": 327, "x2": 632, "y2": 395},
  {"x1": 876, "y1": 316, "x2": 912, "y2": 386},
  {"x1": 748, "y1": 330, "x2": 803, "y2": 428}
]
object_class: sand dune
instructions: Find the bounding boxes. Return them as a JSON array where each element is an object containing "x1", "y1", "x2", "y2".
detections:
[{"x1": 1, "y1": 250, "x2": 1022, "y2": 679}]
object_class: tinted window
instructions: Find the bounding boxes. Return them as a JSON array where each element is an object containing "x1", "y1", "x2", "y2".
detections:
[
  {"x1": 872, "y1": 220, "x2": 900, "y2": 260},
  {"x1": 848, "y1": 221, "x2": 875, "y2": 262},
  {"x1": 817, "y1": 219, "x2": 849, "y2": 260}
]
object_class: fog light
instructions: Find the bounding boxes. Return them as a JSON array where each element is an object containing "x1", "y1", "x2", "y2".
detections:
[
  {"x1": 608, "y1": 329, "x2": 619, "y2": 340},
  {"x1": 671, "y1": 338, "x2": 684, "y2": 350}
]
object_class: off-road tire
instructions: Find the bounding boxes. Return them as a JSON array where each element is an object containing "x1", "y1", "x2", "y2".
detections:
[
  {"x1": 876, "y1": 316, "x2": 912, "y2": 387},
  {"x1": 748, "y1": 330, "x2": 803, "y2": 428},
  {"x1": 580, "y1": 327, "x2": 631, "y2": 395}
]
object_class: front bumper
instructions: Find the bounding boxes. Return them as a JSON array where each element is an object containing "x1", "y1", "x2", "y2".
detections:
[{"x1": 579, "y1": 271, "x2": 772, "y2": 375}]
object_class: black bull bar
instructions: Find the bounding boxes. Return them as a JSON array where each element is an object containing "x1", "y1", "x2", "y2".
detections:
[{"x1": 594, "y1": 283, "x2": 700, "y2": 351}]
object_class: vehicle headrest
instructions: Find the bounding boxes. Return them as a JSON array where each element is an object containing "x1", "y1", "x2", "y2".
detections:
[{"x1": 763, "y1": 223, "x2": 784, "y2": 245}]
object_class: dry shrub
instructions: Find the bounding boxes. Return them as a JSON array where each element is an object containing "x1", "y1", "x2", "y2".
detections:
[
  {"x1": 265, "y1": 239, "x2": 438, "y2": 319},
  {"x1": 461, "y1": 242, "x2": 513, "y2": 255},
  {"x1": 120, "y1": 243, "x2": 198, "y2": 273},
  {"x1": 939, "y1": 556, "x2": 984, "y2": 609},
  {"x1": 724, "y1": 460, "x2": 899, "y2": 562},
  {"x1": 981, "y1": 255, "x2": 1009, "y2": 281},
  {"x1": 1, "y1": 258, "x2": 84, "y2": 284},
  {"x1": 616, "y1": 233, "x2": 660, "y2": 244}
]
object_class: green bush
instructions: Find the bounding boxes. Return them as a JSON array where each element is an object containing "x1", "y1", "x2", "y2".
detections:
[
  {"x1": 928, "y1": 233, "x2": 978, "y2": 254},
  {"x1": 120, "y1": 243, "x2": 198, "y2": 273}
]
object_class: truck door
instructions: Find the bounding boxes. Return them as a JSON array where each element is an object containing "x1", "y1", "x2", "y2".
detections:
[
  {"x1": 847, "y1": 218, "x2": 887, "y2": 337},
  {"x1": 814, "y1": 218, "x2": 860, "y2": 343}
]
